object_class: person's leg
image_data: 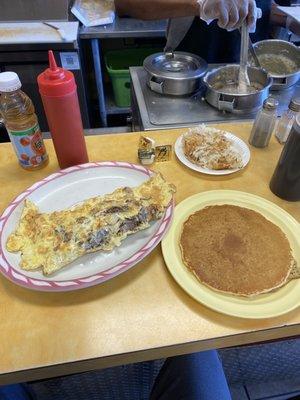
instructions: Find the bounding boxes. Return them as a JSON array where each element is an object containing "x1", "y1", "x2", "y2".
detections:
[
  {"x1": 150, "y1": 350, "x2": 231, "y2": 400},
  {"x1": 0, "y1": 384, "x2": 35, "y2": 400}
]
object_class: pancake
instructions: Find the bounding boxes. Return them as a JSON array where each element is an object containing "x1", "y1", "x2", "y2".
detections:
[
  {"x1": 180, "y1": 205, "x2": 296, "y2": 297},
  {"x1": 289, "y1": 260, "x2": 300, "y2": 281}
]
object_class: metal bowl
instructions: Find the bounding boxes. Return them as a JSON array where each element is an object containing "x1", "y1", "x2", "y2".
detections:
[
  {"x1": 203, "y1": 65, "x2": 273, "y2": 114},
  {"x1": 143, "y1": 51, "x2": 207, "y2": 96},
  {"x1": 252, "y1": 39, "x2": 300, "y2": 90}
]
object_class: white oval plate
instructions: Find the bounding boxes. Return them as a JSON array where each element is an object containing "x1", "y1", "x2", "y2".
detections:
[
  {"x1": 175, "y1": 131, "x2": 251, "y2": 175},
  {"x1": 0, "y1": 162, "x2": 174, "y2": 292},
  {"x1": 161, "y1": 190, "x2": 300, "y2": 319}
]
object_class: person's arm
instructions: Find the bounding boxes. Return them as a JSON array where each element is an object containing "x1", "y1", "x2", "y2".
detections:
[
  {"x1": 116, "y1": 0, "x2": 259, "y2": 31},
  {"x1": 270, "y1": 1, "x2": 287, "y2": 27},
  {"x1": 114, "y1": 0, "x2": 199, "y2": 20},
  {"x1": 270, "y1": 1, "x2": 300, "y2": 35}
]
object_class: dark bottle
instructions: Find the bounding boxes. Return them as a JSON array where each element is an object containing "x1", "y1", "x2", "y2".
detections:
[{"x1": 270, "y1": 114, "x2": 300, "y2": 201}]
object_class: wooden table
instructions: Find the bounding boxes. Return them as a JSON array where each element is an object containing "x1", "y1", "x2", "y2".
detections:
[{"x1": 0, "y1": 122, "x2": 299, "y2": 385}]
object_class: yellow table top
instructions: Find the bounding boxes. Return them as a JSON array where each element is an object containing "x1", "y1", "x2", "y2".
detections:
[{"x1": 0, "y1": 122, "x2": 299, "y2": 384}]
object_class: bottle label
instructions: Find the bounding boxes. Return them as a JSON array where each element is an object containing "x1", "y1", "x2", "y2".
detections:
[{"x1": 7, "y1": 123, "x2": 48, "y2": 168}]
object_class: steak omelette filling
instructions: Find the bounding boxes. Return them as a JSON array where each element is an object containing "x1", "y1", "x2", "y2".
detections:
[{"x1": 6, "y1": 174, "x2": 175, "y2": 276}]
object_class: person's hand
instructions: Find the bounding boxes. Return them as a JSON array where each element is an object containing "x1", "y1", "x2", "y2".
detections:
[
  {"x1": 197, "y1": 0, "x2": 260, "y2": 32},
  {"x1": 287, "y1": 16, "x2": 300, "y2": 36}
]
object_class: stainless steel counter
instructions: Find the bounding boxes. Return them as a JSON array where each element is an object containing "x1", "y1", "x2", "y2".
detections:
[
  {"x1": 130, "y1": 66, "x2": 300, "y2": 131},
  {"x1": 80, "y1": 17, "x2": 167, "y2": 39}
]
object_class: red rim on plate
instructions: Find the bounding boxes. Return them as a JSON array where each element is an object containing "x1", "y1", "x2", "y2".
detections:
[{"x1": 0, "y1": 161, "x2": 174, "y2": 291}]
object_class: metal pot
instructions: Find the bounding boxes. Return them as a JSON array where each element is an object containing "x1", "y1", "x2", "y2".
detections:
[
  {"x1": 203, "y1": 65, "x2": 273, "y2": 114},
  {"x1": 252, "y1": 40, "x2": 300, "y2": 90},
  {"x1": 143, "y1": 51, "x2": 207, "y2": 96}
]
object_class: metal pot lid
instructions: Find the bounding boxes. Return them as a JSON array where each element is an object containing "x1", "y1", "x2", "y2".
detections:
[{"x1": 143, "y1": 51, "x2": 207, "y2": 80}]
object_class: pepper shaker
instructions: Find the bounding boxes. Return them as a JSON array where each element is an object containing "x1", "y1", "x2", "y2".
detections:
[{"x1": 249, "y1": 97, "x2": 279, "y2": 148}]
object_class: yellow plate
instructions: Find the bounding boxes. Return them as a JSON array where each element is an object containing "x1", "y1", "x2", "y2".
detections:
[{"x1": 161, "y1": 190, "x2": 300, "y2": 319}]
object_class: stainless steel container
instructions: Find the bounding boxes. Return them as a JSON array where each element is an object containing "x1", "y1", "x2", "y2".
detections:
[
  {"x1": 143, "y1": 51, "x2": 207, "y2": 96},
  {"x1": 252, "y1": 40, "x2": 300, "y2": 90},
  {"x1": 203, "y1": 65, "x2": 273, "y2": 114}
]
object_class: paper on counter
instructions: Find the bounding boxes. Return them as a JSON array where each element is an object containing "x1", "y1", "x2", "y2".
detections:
[
  {"x1": 71, "y1": 0, "x2": 115, "y2": 27},
  {"x1": 0, "y1": 22, "x2": 79, "y2": 44}
]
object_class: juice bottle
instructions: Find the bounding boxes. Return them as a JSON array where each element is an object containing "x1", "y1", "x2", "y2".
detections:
[{"x1": 0, "y1": 71, "x2": 48, "y2": 170}]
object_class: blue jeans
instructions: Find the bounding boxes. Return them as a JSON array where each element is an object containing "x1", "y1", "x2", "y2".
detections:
[
  {"x1": 0, "y1": 350, "x2": 231, "y2": 400},
  {"x1": 150, "y1": 350, "x2": 232, "y2": 400},
  {"x1": 0, "y1": 384, "x2": 34, "y2": 400}
]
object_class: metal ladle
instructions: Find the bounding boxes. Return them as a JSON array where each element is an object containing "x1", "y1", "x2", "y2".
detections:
[
  {"x1": 238, "y1": 22, "x2": 251, "y2": 92},
  {"x1": 248, "y1": 37, "x2": 261, "y2": 68}
]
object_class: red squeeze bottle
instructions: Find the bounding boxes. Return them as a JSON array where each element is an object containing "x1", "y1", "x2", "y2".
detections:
[{"x1": 37, "y1": 50, "x2": 88, "y2": 169}]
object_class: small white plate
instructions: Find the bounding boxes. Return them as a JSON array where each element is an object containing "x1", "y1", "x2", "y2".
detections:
[
  {"x1": 175, "y1": 131, "x2": 251, "y2": 175},
  {"x1": 0, "y1": 162, "x2": 174, "y2": 292}
]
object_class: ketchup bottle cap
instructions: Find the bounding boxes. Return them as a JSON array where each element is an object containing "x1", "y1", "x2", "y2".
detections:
[{"x1": 37, "y1": 50, "x2": 76, "y2": 97}]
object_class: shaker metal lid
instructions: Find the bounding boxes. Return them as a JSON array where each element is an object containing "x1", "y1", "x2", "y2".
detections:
[
  {"x1": 289, "y1": 97, "x2": 300, "y2": 112},
  {"x1": 263, "y1": 97, "x2": 279, "y2": 110},
  {"x1": 143, "y1": 51, "x2": 207, "y2": 80}
]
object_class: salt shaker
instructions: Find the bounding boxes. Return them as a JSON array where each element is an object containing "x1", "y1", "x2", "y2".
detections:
[
  {"x1": 275, "y1": 98, "x2": 300, "y2": 144},
  {"x1": 249, "y1": 97, "x2": 279, "y2": 148}
]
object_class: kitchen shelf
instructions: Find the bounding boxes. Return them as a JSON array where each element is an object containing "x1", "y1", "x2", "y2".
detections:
[
  {"x1": 80, "y1": 17, "x2": 166, "y2": 127},
  {"x1": 80, "y1": 18, "x2": 167, "y2": 39}
]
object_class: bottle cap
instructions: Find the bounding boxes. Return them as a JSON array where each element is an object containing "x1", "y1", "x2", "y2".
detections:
[
  {"x1": 263, "y1": 97, "x2": 279, "y2": 111},
  {"x1": 37, "y1": 50, "x2": 76, "y2": 97},
  {"x1": 289, "y1": 97, "x2": 300, "y2": 112},
  {"x1": 0, "y1": 71, "x2": 21, "y2": 92}
]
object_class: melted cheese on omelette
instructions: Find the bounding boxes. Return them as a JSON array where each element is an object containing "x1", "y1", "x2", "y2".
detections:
[{"x1": 6, "y1": 174, "x2": 175, "y2": 276}]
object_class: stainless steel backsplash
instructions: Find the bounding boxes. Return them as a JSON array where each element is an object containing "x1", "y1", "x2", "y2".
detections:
[{"x1": 1, "y1": 0, "x2": 71, "y2": 21}]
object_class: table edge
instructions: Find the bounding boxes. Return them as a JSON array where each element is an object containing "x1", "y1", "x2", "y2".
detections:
[{"x1": 1, "y1": 323, "x2": 299, "y2": 385}]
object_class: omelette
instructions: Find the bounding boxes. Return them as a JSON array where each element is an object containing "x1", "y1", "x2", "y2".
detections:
[
  {"x1": 7, "y1": 173, "x2": 175, "y2": 276},
  {"x1": 180, "y1": 205, "x2": 297, "y2": 297}
]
